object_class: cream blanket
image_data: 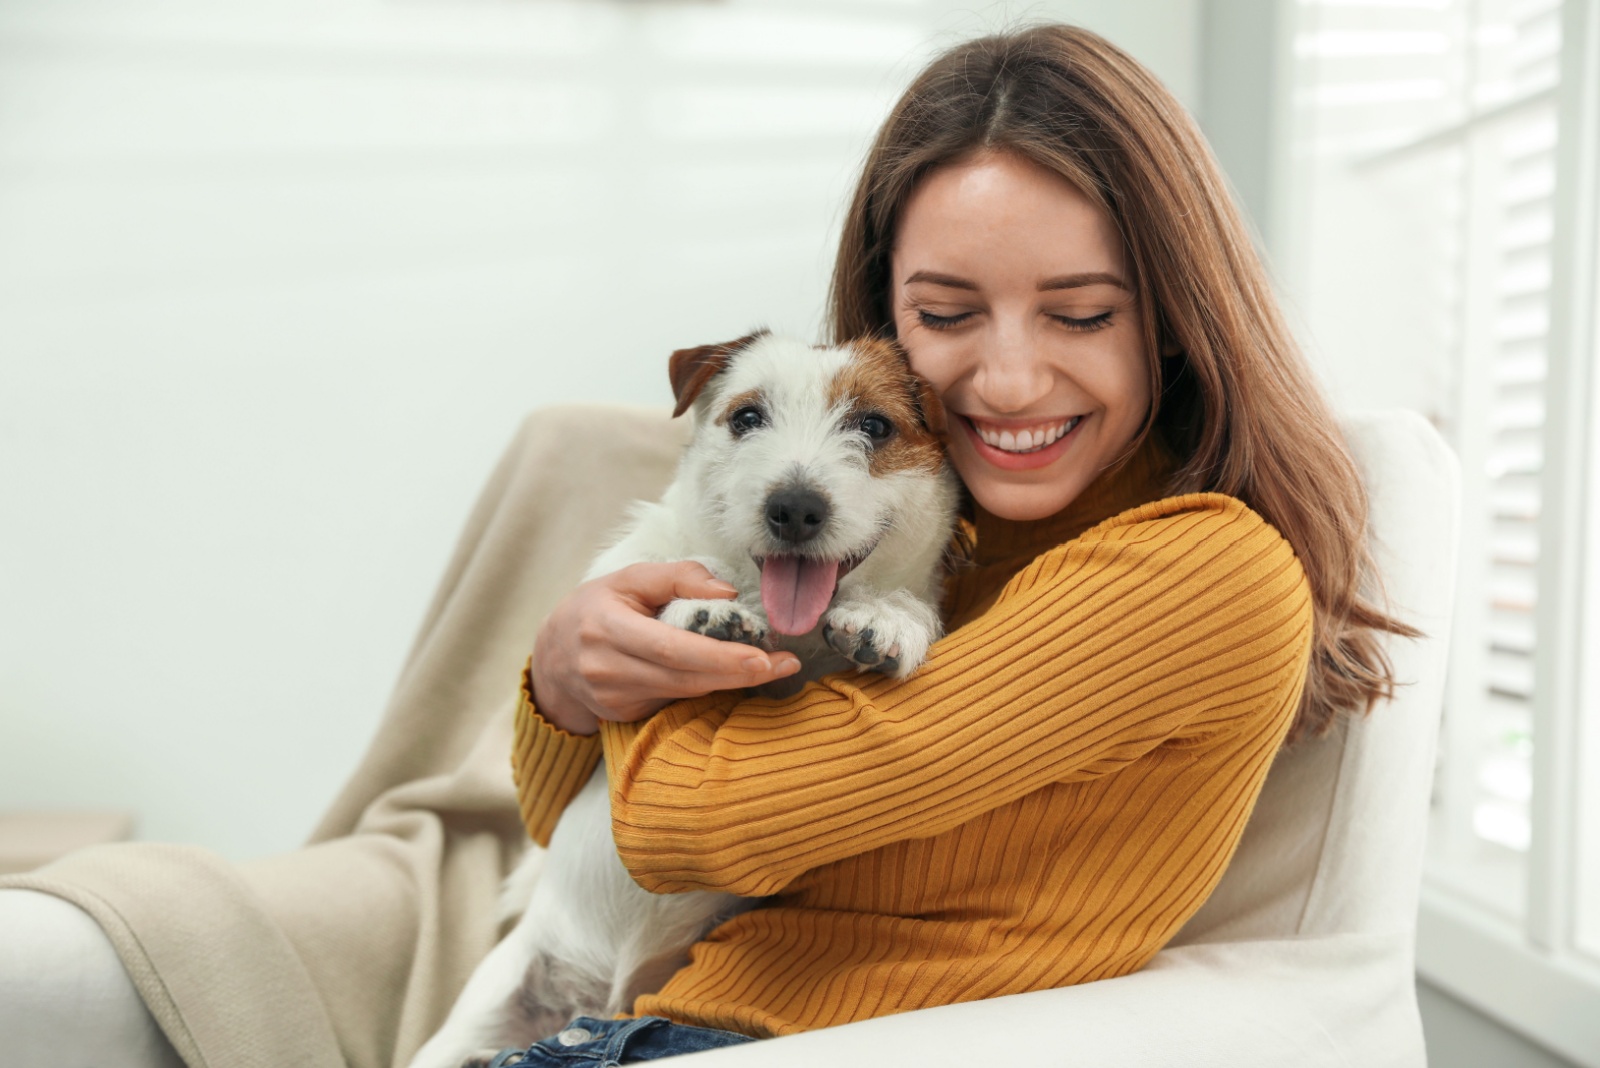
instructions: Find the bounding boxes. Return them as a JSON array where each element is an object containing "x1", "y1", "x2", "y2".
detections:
[{"x1": 2, "y1": 407, "x2": 690, "y2": 1068}]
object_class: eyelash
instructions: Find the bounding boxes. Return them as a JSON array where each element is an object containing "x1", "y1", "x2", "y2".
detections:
[{"x1": 915, "y1": 309, "x2": 1114, "y2": 333}]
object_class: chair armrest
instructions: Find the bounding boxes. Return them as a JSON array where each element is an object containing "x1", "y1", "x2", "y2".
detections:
[{"x1": 675, "y1": 934, "x2": 1423, "y2": 1068}]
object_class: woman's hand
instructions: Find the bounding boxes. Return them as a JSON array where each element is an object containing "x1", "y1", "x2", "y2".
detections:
[{"x1": 530, "y1": 562, "x2": 802, "y2": 735}]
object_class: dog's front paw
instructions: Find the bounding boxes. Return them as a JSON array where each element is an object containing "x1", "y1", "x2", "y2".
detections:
[
  {"x1": 659, "y1": 598, "x2": 769, "y2": 647},
  {"x1": 822, "y1": 595, "x2": 939, "y2": 678}
]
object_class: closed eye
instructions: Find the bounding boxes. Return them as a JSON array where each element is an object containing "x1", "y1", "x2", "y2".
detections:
[
  {"x1": 1051, "y1": 311, "x2": 1113, "y2": 332},
  {"x1": 920, "y1": 309, "x2": 1113, "y2": 332},
  {"x1": 916, "y1": 310, "x2": 974, "y2": 330}
]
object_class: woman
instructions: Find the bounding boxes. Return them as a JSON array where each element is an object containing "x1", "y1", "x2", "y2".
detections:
[{"x1": 504, "y1": 22, "x2": 1410, "y2": 1066}]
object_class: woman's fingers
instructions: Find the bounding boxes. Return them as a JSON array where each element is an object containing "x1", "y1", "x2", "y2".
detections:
[
  {"x1": 609, "y1": 561, "x2": 739, "y2": 612},
  {"x1": 595, "y1": 653, "x2": 802, "y2": 721},
  {"x1": 605, "y1": 610, "x2": 799, "y2": 686},
  {"x1": 606, "y1": 608, "x2": 759, "y2": 673}
]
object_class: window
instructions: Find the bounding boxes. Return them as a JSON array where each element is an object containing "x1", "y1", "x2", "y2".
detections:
[{"x1": 1289, "y1": 0, "x2": 1600, "y2": 1061}]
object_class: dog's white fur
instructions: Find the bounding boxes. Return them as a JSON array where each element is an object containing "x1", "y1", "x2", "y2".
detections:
[{"x1": 408, "y1": 334, "x2": 958, "y2": 1068}]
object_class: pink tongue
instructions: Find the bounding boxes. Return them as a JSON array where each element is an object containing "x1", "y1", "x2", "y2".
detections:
[{"x1": 761, "y1": 555, "x2": 840, "y2": 636}]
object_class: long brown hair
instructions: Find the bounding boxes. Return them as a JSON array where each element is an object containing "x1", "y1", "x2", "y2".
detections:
[{"x1": 829, "y1": 24, "x2": 1416, "y2": 743}]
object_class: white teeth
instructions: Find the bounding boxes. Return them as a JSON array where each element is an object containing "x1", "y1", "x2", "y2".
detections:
[{"x1": 974, "y1": 416, "x2": 1079, "y2": 453}]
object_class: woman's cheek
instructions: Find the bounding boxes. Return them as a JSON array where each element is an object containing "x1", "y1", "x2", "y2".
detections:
[
  {"x1": 906, "y1": 334, "x2": 967, "y2": 394},
  {"x1": 1087, "y1": 331, "x2": 1151, "y2": 412}
]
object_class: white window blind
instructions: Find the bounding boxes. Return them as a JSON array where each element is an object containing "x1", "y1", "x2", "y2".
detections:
[
  {"x1": 1295, "y1": 0, "x2": 1562, "y2": 919},
  {"x1": 1293, "y1": 1, "x2": 1600, "y2": 1060}
]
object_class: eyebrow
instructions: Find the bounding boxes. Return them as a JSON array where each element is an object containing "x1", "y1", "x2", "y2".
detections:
[{"x1": 904, "y1": 269, "x2": 1130, "y2": 292}]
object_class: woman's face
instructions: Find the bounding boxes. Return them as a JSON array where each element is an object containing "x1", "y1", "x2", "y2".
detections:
[{"x1": 890, "y1": 150, "x2": 1152, "y2": 522}]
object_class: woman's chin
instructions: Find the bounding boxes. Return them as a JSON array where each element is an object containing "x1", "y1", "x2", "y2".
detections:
[
  {"x1": 957, "y1": 465, "x2": 1094, "y2": 522},
  {"x1": 946, "y1": 438, "x2": 1079, "y2": 522},
  {"x1": 974, "y1": 489, "x2": 1083, "y2": 522}
]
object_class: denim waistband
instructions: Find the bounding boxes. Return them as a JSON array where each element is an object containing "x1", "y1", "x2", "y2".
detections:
[{"x1": 488, "y1": 1014, "x2": 756, "y2": 1067}]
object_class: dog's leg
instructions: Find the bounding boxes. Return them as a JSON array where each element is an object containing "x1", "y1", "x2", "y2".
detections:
[
  {"x1": 407, "y1": 777, "x2": 618, "y2": 1068},
  {"x1": 822, "y1": 589, "x2": 942, "y2": 678},
  {"x1": 405, "y1": 851, "x2": 559, "y2": 1068}
]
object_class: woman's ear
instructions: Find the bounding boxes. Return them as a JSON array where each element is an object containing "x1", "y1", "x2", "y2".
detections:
[{"x1": 667, "y1": 330, "x2": 769, "y2": 417}]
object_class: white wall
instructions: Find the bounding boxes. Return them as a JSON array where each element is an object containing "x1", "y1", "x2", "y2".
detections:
[{"x1": 0, "y1": 0, "x2": 1201, "y2": 861}]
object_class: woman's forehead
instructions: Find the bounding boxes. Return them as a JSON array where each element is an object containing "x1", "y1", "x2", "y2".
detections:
[{"x1": 892, "y1": 152, "x2": 1126, "y2": 284}]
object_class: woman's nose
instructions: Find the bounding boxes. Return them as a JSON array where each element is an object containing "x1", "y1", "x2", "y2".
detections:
[{"x1": 973, "y1": 328, "x2": 1052, "y2": 413}]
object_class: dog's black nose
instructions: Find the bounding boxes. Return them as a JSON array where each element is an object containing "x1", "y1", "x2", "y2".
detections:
[{"x1": 765, "y1": 487, "x2": 830, "y2": 544}]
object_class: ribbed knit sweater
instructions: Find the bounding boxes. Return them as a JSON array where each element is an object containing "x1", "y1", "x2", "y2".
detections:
[{"x1": 511, "y1": 438, "x2": 1313, "y2": 1038}]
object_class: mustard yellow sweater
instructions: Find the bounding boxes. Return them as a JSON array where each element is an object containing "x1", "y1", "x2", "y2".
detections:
[{"x1": 511, "y1": 440, "x2": 1313, "y2": 1039}]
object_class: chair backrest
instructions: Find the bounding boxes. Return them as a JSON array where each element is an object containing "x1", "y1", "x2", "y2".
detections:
[{"x1": 1171, "y1": 410, "x2": 1461, "y2": 946}]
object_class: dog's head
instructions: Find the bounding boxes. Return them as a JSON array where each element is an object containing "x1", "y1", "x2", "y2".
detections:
[{"x1": 667, "y1": 331, "x2": 954, "y2": 636}]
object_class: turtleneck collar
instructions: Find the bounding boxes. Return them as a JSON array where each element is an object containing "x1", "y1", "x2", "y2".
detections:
[{"x1": 966, "y1": 432, "x2": 1178, "y2": 567}]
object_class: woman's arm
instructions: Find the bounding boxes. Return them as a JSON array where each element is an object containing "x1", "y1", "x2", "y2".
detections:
[
  {"x1": 600, "y1": 493, "x2": 1314, "y2": 896},
  {"x1": 512, "y1": 560, "x2": 802, "y2": 846}
]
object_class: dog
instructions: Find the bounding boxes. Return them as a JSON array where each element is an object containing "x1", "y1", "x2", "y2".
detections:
[{"x1": 407, "y1": 331, "x2": 960, "y2": 1068}]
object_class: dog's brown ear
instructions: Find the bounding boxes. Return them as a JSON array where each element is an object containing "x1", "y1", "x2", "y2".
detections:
[
  {"x1": 909, "y1": 372, "x2": 947, "y2": 437},
  {"x1": 667, "y1": 329, "x2": 770, "y2": 418}
]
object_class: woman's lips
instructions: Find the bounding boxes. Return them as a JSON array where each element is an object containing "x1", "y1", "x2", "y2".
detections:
[{"x1": 958, "y1": 414, "x2": 1085, "y2": 471}]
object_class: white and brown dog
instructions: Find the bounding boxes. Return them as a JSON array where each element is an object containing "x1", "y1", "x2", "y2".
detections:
[{"x1": 408, "y1": 331, "x2": 960, "y2": 1068}]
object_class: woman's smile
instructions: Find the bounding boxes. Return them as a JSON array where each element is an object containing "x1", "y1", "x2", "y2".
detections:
[{"x1": 958, "y1": 413, "x2": 1087, "y2": 471}]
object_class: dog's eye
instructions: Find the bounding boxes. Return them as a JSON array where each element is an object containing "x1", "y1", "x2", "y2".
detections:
[
  {"x1": 730, "y1": 406, "x2": 765, "y2": 434},
  {"x1": 859, "y1": 413, "x2": 894, "y2": 443}
]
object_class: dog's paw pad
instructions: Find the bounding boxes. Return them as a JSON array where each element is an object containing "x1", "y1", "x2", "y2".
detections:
[
  {"x1": 703, "y1": 617, "x2": 765, "y2": 645},
  {"x1": 662, "y1": 599, "x2": 769, "y2": 647},
  {"x1": 823, "y1": 604, "x2": 933, "y2": 677},
  {"x1": 824, "y1": 620, "x2": 891, "y2": 670},
  {"x1": 852, "y1": 629, "x2": 882, "y2": 665}
]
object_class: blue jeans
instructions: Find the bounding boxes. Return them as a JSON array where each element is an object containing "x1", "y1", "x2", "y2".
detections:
[{"x1": 487, "y1": 1016, "x2": 756, "y2": 1067}]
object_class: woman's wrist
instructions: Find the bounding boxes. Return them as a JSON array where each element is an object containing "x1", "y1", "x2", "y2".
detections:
[{"x1": 525, "y1": 663, "x2": 601, "y2": 736}]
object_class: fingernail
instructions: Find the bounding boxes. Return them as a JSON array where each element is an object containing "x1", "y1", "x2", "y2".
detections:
[
  {"x1": 743, "y1": 655, "x2": 771, "y2": 672},
  {"x1": 709, "y1": 580, "x2": 738, "y2": 594},
  {"x1": 777, "y1": 658, "x2": 800, "y2": 675}
]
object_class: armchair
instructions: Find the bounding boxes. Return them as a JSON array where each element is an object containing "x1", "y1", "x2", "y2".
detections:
[{"x1": 0, "y1": 407, "x2": 1458, "y2": 1068}]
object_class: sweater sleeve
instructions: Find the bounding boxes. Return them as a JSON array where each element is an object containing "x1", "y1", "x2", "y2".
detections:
[
  {"x1": 511, "y1": 659, "x2": 603, "y2": 847},
  {"x1": 599, "y1": 493, "x2": 1313, "y2": 896}
]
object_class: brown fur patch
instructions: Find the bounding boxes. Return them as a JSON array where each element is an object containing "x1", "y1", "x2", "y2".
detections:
[
  {"x1": 714, "y1": 388, "x2": 765, "y2": 426},
  {"x1": 827, "y1": 338, "x2": 948, "y2": 477}
]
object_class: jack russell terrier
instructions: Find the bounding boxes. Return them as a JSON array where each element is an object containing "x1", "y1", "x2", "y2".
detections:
[{"x1": 409, "y1": 330, "x2": 960, "y2": 1068}]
